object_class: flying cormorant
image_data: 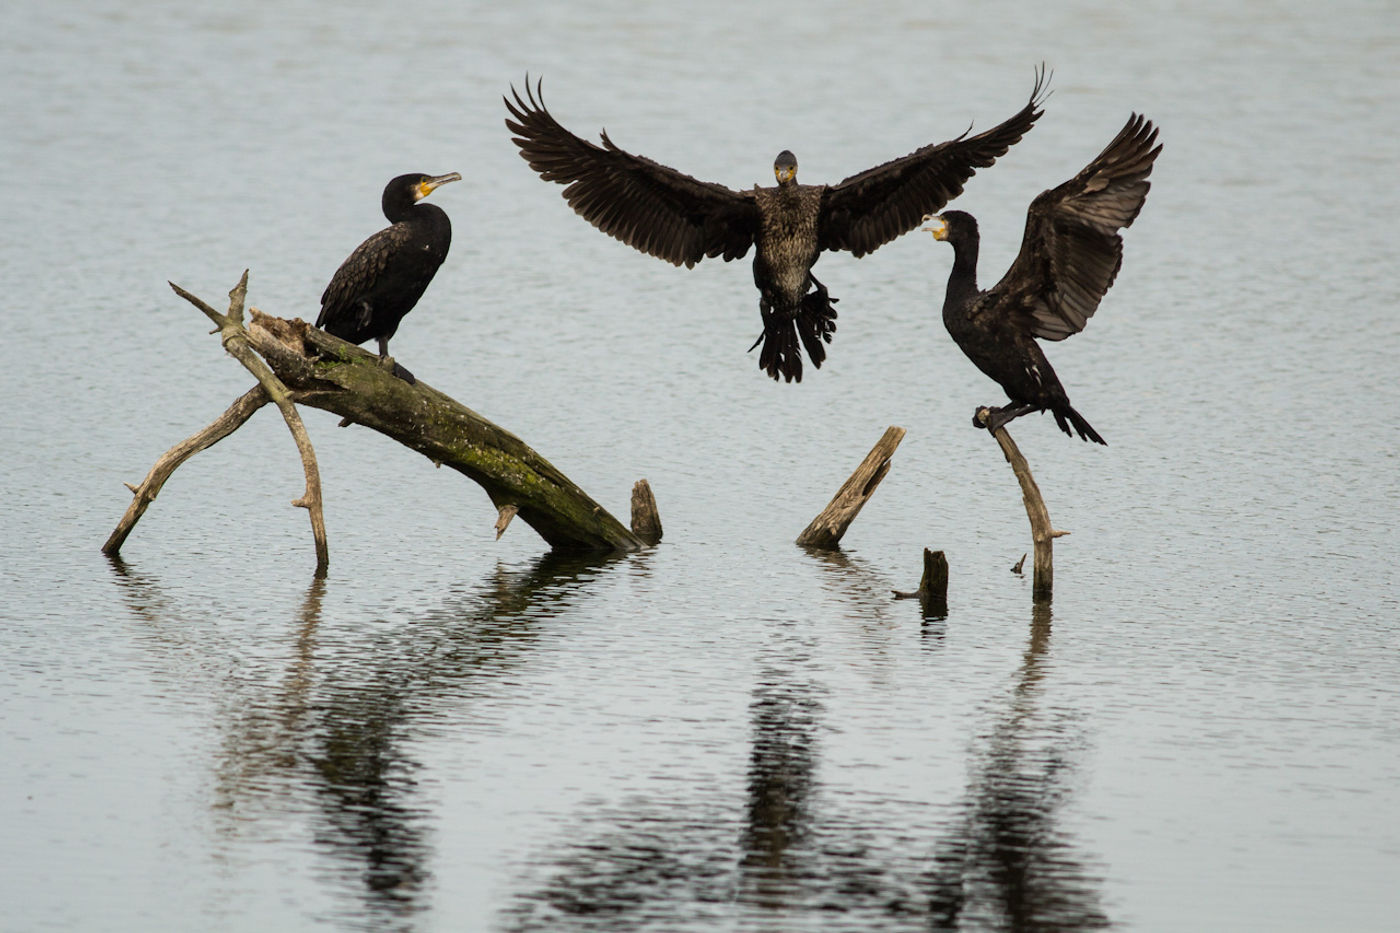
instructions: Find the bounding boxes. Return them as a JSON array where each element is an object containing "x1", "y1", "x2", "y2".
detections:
[
  {"x1": 316, "y1": 172, "x2": 461, "y2": 384},
  {"x1": 505, "y1": 71, "x2": 1048, "y2": 382},
  {"x1": 922, "y1": 114, "x2": 1161, "y2": 443}
]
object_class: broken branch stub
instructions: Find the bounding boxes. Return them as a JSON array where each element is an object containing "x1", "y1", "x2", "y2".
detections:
[
  {"x1": 630, "y1": 479, "x2": 662, "y2": 545},
  {"x1": 892, "y1": 547, "x2": 949, "y2": 619}
]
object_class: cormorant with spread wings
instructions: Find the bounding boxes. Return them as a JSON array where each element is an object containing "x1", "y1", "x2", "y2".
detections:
[
  {"x1": 506, "y1": 70, "x2": 1048, "y2": 382},
  {"x1": 923, "y1": 113, "x2": 1162, "y2": 443}
]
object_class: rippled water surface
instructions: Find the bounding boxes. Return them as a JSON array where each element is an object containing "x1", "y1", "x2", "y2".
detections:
[{"x1": 3, "y1": 1, "x2": 1398, "y2": 930}]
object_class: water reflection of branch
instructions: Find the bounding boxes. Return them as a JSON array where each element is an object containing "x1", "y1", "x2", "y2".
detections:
[
  {"x1": 925, "y1": 599, "x2": 1111, "y2": 930},
  {"x1": 304, "y1": 552, "x2": 625, "y2": 929},
  {"x1": 502, "y1": 671, "x2": 827, "y2": 931},
  {"x1": 110, "y1": 550, "x2": 623, "y2": 932},
  {"x1": 739, "y1": 676, "x2": 822, "y2": 909},
  {"x1": 801, "y1": 546, "x2": 892, "y2": 625}
]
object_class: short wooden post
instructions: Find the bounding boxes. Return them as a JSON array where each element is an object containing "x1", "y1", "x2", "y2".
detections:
[
  {"x1": 630, "y1": 479, "x2": 663, "y2": 545},
  {"x1": 893, "y1": 547, "x2": 949, "y2": 618}
]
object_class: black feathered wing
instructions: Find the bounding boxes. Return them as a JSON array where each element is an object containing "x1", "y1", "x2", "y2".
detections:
[
  {"x1": 818, "y1": 67, "x2": 1049, "y2": 258},
  {"x1": 505, "y1": 78, "x2": 760, "y2": 268},
  {"x1": 316, "y1": 225, "x2": 402, "y2": 334},
  {"x1": 992, "y1": 113, "x2": 1162, "y2": 341}
]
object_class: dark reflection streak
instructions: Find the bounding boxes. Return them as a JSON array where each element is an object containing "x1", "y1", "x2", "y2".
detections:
[
  {"x1": 304, "y1": 550, "x2": 628, "y2": 930},
  {"x1": 925, "y1": 599, "x2": 1111, "y2": 931},
  {"x1": 213, "y1": 576, "x2": 325, "y2": 819},
  {"x1": 500, "y1": 670, "x2": 826, "y2": 930},
  {"x1": 108, "y1": 550, "x2": 626, "y2": 933},
  {"x1": 739, "y1": 677, "x2": 822, "y2": 910}
]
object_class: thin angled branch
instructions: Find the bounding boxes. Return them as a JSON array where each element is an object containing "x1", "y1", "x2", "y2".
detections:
[
  {"x1": 169, "y1": 273, "x2": 329, "y2": 573},
  {"x1": 102, "y1": 386, "x2": 270, "y2": 556},
  {"x1": 977, "y1": 408, "x2": 1067, "y2": 600}
]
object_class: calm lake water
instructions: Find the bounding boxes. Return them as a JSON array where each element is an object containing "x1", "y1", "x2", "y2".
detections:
[{"x1": 3, "y1": 0, "x2": 1398, "y2": 930}]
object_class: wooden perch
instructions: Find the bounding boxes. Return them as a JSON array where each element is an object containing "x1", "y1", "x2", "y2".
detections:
[
  {"x1": 796, "y1": 426, "x2": 905, "y2": 549},
  {"x1": 976, "y1": 407, "x2": 1068, "y2": 600},
  {"x1": 892, "y1": 548, "x2": 949, "y2": 619},
  {"x1": 104, "y1": 273, "x2": 649, "y2": 568}
]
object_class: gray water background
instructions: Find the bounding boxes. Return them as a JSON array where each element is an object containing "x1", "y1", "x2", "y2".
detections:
[{"x1": 2, "y1": 0, "x2": 1398, "y2": 930}]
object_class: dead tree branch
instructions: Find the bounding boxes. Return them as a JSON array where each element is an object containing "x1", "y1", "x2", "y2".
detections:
[
  {"x1": 104, "y1": 273, "x2": 648, "y2": 568},
  {"x1": 247, "y1": 310, "x2": 644, "y2": 552},
  {"x1": 103, "y1": 385, "x2": 270, "y2": 557},
  {"x1": 630, "y1": 479, "x2": 662, "y2": 545},
  {"x1": 169, "y1": 273, "x2": 329, "y2": 573},
  {"x1": 796, "y1": 426, "x2": 905, "y2": 549},
  {"x1": 976, "y1": 407, "x2": 1069, "y2": 600}
]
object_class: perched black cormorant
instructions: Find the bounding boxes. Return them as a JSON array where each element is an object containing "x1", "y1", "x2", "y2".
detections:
[
  {"x1": 315, "y1": 172, "x2": 461, "y2": 384},
  {"x1": 505, "y1": 71, "x2": 1048, "y2": 382},
  {"x1": 923, "y1": 114, "x2": 1161, "y2": 443}
]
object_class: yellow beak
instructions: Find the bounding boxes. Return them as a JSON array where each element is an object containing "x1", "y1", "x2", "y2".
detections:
[
  {"x1": 416, "y1": 172, "x2": 462, "y2": 200},
  {"x1": 920, "y1": 213, "x2": 948, "y2": 241}
]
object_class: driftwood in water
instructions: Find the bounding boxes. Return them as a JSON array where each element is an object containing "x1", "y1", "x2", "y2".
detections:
[
  {"x1": 796, "y1": 426, "x2": 905, "y2": 549},
  {"x1": 892, "y1": 547, "x2": 950, "y2": 618},
  {"x1": 976, "y1": 407, "x2": 1068, "y2": 600},
  {"x1": 103, "y1": 272, "x2": 650, "y2": 571}
]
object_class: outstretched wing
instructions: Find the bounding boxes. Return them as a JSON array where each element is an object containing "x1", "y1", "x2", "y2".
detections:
[
  {"x1": 819, "y1": 66, "x2": 1050, "y2": 257},
  {"x1": 505, "y1": 78, "x2": 759, "y2": 268},
  {"x1": 993, "y1": 113, "x2": 1162, "y2": 341}
]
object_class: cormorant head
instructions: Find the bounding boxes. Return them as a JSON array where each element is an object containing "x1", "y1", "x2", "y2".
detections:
[
  {"x1": 381, "y1": 172, "x2": 461, "y2": 220},
  {"x1": 921, "y1": 210, "x2": 976, "y2": 243},
  {"x1": 773, "y1": 150, "x2": 798, "y2": 186}
]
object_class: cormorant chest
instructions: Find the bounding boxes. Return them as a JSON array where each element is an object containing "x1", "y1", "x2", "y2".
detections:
[
  {"x1": 395, "y1": 212, "x2": 452, "y2": 270},
  {"x1": 752, "y1": 185, "x2": 822, "y2": 299}
]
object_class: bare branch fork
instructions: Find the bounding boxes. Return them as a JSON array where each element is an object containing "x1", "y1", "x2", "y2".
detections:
[
  {"x1": 976, "y1": 407, "x2": 1069, "y2": 600},
  {"x1": 104, "y1": 272, "x2": 653, "y2": 571}
]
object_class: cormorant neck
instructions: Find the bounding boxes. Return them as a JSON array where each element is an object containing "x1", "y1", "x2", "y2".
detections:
[
  {"x1": 382, "y1": 195, "x2": 420, "y2": 224},
  {"x1": 944, "y1": 230, "x2": 980, "y2": 304}
]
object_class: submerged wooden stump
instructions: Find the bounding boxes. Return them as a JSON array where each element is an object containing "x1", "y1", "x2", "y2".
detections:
[
  {"x1": 630, "y1": 479, "x2": 663, "y2": 545},
  {"x1": 893, "y1": 547, "x2": 949, "y2": 618},
  {"x1": 104, "y1": 273, "x2": 651, "y2": 572}
]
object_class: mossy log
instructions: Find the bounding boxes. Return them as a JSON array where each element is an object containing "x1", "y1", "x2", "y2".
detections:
[
  {"x1": 104, "y1": 273, "x2": 647, "y2": 570},
  {"x1": 248, "y1": 310, "x2": 644, "y2": 553}
]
